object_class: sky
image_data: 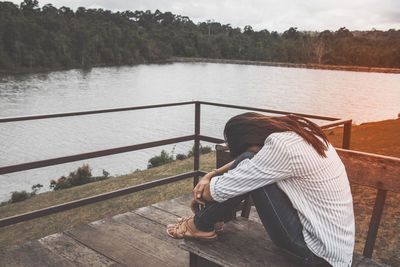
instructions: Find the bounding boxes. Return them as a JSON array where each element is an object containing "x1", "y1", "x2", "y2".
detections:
[{"x1": 9, "y1": 0, "x2": 400, "y2": 32}]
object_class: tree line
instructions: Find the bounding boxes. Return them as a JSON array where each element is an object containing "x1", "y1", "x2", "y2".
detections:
[{"x1": 1, "y1": 0, "x2": 400, "y2": 72}]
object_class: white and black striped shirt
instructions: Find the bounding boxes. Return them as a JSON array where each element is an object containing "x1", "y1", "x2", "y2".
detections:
[{"x1": 210, "y1": 131, "x2": 355, "y2": 267}]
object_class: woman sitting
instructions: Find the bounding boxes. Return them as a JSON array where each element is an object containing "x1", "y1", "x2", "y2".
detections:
[{"x1": 167, "y1": 113, "x2": 355, "y2": 267}]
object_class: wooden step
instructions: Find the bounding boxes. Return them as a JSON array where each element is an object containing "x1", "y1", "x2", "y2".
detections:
[{"x1": 0, "y1": 194, "x2": 388, "y2": 267}]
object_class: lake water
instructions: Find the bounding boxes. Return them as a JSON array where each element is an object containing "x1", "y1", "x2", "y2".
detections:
[{"x1": 1, "y1": 62, "x2": 399, "y2": 202}]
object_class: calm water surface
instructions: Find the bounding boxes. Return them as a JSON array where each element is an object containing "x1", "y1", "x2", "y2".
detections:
[{"x1": 1, "y1": 62, "x2": 399, "y2": 201}]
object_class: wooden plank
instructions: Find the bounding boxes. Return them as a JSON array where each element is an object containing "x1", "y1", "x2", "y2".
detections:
[
  {"x1": 152, "y1": 196, "x2": 194, "y2": 218},
  {"x1": 66, "y1": 222, "x2": 167, "y2": 266},
  {"x1": 1, "y1": 193, "x2": 388, "y2": 267},
  {"x1": 113, "y1": 211, "x2": 190, "y2": 266},
  {"x1": 0, "y1": 240, "x2": 75, "y2": 266},
  {"x1": 336, "y1": 148, "x2": 400, "y2": 192},
  {"x1": 135, "y1": 205, "x2": 188, "y2": 226},
  {"x1": 93, "y1": 218, "x2": 188, "y2": 267},
  {"x1": 179, "y1": 217, "x2": 298, "y2": 267},
  {"x1": 190, "y1": 253, "x2": 221, "y2": 267},
  {"x1": 113, "y1": 210, "x2": 186, "y2": 246},
  {"x1": 173, "y1": 194, "x2": 193, "y2": 206},
  {"x1": 180, "y1": 217, "x2": 387, "y2": 267},
  {"x1": 39, "y1": 233, "x2": 118, "y2": 266}
]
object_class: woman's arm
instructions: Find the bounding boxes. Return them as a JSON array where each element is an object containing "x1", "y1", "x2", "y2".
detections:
[
  {"x1": 209, "y1": 136, "x2": 292, "y2": 203},
  {"x1": 214, "y1": 160, "x2": 235, "y2": 176},
  {"x1": 192, "y1": 160, "x2": 234, "y2": 204}
]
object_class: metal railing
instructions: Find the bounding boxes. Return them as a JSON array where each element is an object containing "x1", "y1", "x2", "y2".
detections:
[{"x1": 0, "y1": 101, "x2": 352, "y2": 227}]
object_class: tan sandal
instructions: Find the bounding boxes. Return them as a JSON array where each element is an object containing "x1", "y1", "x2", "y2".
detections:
[
  {"x1": 176, "y1": 217, "x2": 224, "y2": 234},
  {"x1": 167, "y1": 216, "x2": 217, "y2": 242}
]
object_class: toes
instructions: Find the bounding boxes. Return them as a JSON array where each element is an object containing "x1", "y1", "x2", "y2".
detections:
[
  {"x1": 167, "y1": 224, "x2": 178, "y2": 231},
  {"x1": 167, "y1": 227, "x2": 176, "y2": 235}
]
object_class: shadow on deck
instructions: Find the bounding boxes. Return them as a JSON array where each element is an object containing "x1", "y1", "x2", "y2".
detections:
[{"x1": 0, "y1": 194, "x2": 386, "y2": 267}]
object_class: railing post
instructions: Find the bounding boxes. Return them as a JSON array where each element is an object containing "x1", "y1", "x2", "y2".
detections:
[
  {"x1": 363, "y1": 189, "x2": 387, "y2": 258},
  {"x1": 342, "y1": 120, "x2": 352, "y2": 149},
  {"x1": 193, "y1": 102, "x2": 201, "y2": 187}
]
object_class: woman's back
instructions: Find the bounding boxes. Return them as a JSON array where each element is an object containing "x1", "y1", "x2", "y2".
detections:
[{"x1": 274, "y1": 131, "x2": 355, "y2": 266}]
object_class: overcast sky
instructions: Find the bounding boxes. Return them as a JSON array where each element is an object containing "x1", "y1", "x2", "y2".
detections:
[{"x1": 9, "y1": 0, "x2": 400, "y2": 32}]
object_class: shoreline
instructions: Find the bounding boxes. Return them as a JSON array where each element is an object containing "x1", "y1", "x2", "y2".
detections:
[
  {"x1": 2, "y1": 57, "x2": 400, "y2": 75},
  {"x1": 172, "y1": 57, "x2": 400, "y2": 74},
  {"x1": 0, "y1": 59, "x2": 167, "y2": 76}
]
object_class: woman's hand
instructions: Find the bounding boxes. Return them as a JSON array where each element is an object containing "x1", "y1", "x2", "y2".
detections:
[
  {"x1": 190, "y1": 198, "x2": 204, "y2": 214},
  {"x1": 192, "y1": 172, "x2": 213, "y2": 205}
]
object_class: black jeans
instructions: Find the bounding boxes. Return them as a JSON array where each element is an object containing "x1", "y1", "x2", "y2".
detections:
[{"x1": 193, "y1": 151, "x2": 329, "y2": 266}]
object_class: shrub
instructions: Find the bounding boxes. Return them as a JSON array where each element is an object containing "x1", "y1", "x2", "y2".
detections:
[
  {"x1": 31, "y1": 183, "x2": 43, "y2": 191},
  {"x1": 147, "y1": 150, "x2": 174, "y2": 169},
  {"x1": 8, "y1": 183, "x2": 44, "y2": 203},
  {"x1": 200, "y1": 145, "x2": 212, "y2": 154},
  {"x1": 187, "y1": 144, "x2": 213, "y2": 157},
  {"x1": 50, "y1": 176, "x2": 70, "y2": 190},
  {"x1": 10, "y1": 191, "x2": 30, "y2": 203},
  {"x1": 147, "y1": 145, "x2": 213, "y2": 168},
  {"x1": 102, "y1": 169, "x2": 110, "y2": 178},
  {"x1": 69, "y1": 164, "x2": 92, "y2": 186},
  {"x1": 30, "y1": 184, "x2": 43, "y2": 196},
  {"x1": 50, "y1": 164, "x2": 111, "y2": 191},
  {"x1": 176, "y1": 153, "x2": 188, "y2": 160}
]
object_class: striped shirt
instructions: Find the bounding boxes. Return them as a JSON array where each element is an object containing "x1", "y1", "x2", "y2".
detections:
[{"x1": 209, "y1": 131, "x2": 355, "y2": 267}]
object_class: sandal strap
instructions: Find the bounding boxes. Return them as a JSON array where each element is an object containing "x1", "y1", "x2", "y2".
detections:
[
  {"x1": 173, "y1": 219, "x2": 189, "y2": 238},
  {"x1": 177, "y1": 215, "x2": 193, "y2": 224}
]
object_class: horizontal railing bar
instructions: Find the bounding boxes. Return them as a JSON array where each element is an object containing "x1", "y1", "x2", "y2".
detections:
[
  {"x1": 0, "y1": 171, "x2": 202, "y2": 228},
  {"x1": 0, "y1": 101, "x2": 196, "y2": 123},
  {"x1": 199, "y1": 135, "x2": 225, "y2": 144},
  {"x1": 320, "y1": 119, "x2": 352, "y2": 129},
  {"x1": 0, "y1": 101, "x2": 342, "y2": 123},
  {"x1": 197, "y1": 170, "x2": 208, "y2": 176},
  {"x1": 199, "y1": 119, "x2": 351, "y2": 145},
  {"x1": 198, "y1": 101, "x2": 340, "y2": 121},
  {"x1": 0, "y1": 135, "x2": 195, "y2": 175},
  {"x1": 336, "y1": 147, "x2": 400, "y2": 162}
]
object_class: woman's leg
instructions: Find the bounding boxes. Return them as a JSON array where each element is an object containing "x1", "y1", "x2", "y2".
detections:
[
  {"x1": 251, "y1": 184, "x2": 328, "y2": 265},
  {"x1": 193, "y1": 151, "x2": 255, "y2": 232}
]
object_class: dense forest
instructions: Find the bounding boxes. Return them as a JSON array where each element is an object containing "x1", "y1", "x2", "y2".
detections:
[{"x1": 1, "y1": 0, "x2": 400, "y2": 72}]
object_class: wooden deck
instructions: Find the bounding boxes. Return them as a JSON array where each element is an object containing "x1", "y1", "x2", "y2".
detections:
[{"x1": 0, "y1": 194, "x2": 387, "y2": 266}]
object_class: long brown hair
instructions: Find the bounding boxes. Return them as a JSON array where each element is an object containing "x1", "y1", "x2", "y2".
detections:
[{"x1": 223, "y1": 112, "x2": 329, "y2": 158}]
